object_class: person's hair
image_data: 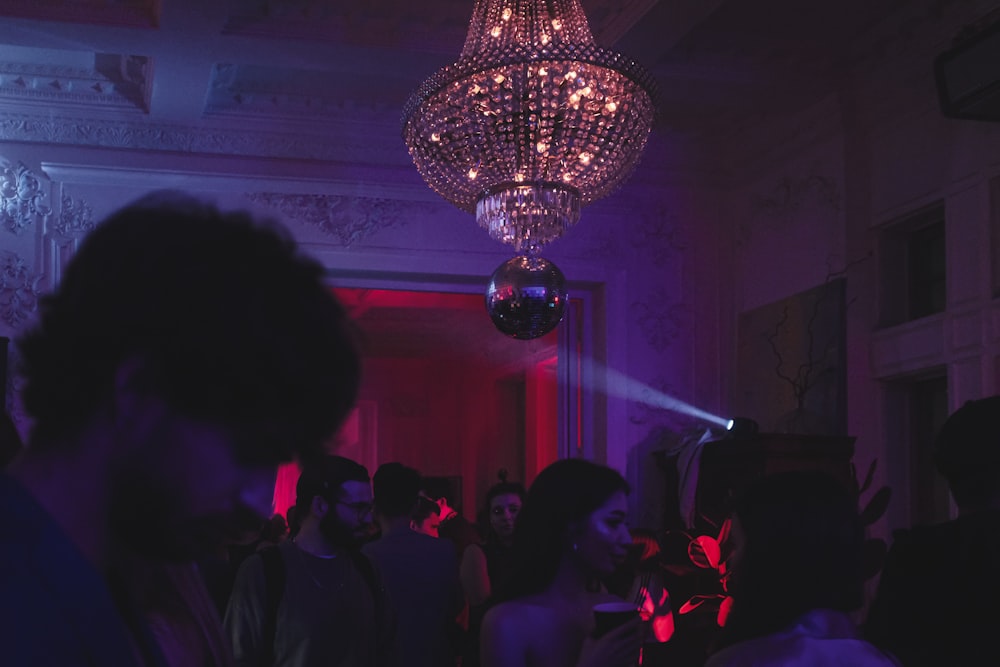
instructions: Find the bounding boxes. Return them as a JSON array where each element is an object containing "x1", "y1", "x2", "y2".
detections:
[
  {"x1": 17, "y1": 191, "x2": 361, "y2": 465},
  {"x1": 295, "y1": 455, "x2": 370, "y2": 511},
  {"x1": 411, "y1": 493, "x2": 442, "y2": 525},
  {"x1": 501, "y1": 458, "x2": 630, "y2": 599},
  {"x1": 260, "y1": 513, "x2": 288, "y2": 543},
  {"x1": 932, "y1": 395, "x2": 1000, "y2": 509},
  {"x1": 714, "y1": 469, "x2": 866, "y2": 651},
  {"x1": 479, "y1": 468, "x2": 527, "y2": 541},
  {"x1": 0, "y1": 410, "x2": 23, "y2": 469},
  {"x1": 372, "y1": 462, "x2": 421, "y2": 518}
]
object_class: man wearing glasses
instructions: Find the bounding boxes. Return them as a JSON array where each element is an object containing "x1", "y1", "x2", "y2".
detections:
[{"x1": 225, "y1": 455, "x2": 396, "y2": 666}]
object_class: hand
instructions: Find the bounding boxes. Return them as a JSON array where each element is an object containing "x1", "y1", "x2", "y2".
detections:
[{"x1": 577, "y1": 614, "x2": 642, "y2": 667}]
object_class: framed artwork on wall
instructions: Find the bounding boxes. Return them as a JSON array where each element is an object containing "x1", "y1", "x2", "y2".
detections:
[{"x1": 736, "y1": 279, "x2": 847, "y2": 435}]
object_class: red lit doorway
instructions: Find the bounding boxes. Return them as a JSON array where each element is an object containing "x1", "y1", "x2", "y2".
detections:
[{"x1": 273, "y1": 286, "x2": 584, "y2": 523}]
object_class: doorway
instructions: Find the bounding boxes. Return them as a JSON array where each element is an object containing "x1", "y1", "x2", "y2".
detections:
[{"x1": 330, "y1": 286, "x2": 562, "y2": 519}]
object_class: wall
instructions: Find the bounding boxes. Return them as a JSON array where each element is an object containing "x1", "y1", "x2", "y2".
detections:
[{"x1": 718, "y1": 0, "x2": 1000, "y2": 538}]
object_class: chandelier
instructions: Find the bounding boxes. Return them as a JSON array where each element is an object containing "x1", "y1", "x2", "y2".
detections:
[{"x1": 402, "y1": 0, "x2": 657, "y2": 338}]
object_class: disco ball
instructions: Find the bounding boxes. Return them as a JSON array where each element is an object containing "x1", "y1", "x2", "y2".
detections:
[{"x1": 485, "y1": 255, "x2": 568, "y2": 340}]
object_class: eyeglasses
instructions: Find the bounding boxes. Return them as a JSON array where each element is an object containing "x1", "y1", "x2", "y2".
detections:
[{"x1": 336, "y1": 500, "x2": 374, "y2": 519}]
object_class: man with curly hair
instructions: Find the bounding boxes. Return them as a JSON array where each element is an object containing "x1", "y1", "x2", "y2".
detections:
[{"x1": 0, "y1": 191, "x2": 361, "y2": 666}]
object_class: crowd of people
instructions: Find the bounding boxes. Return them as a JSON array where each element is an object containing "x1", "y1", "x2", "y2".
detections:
[{"x1": 0, "y1": 192, "x2": 996, "y2": 666}]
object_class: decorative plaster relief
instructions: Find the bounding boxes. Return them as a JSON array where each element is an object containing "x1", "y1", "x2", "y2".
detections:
[
  {"x1": 246, "y1": 193, "x2": 412, "y2": 247},
  {"x1": 0, "y1": 112, "x2": 400, "y2": 164},
  {"x1": 629, "y1": 205, "x2": 685, "y2": 268},
  {"x1": 741, "y1": 171, "x2": 841, "y2": 245},
  {"x1": 576, "y1": 202, "x2": 682, "y2": 267},
  {"x1": 52, "y1": 193, "x2": 96, "y2": 237},
  {"x1": 0, "y1": 159, "x2": 50, "y2": 235},
  {"x1": 44, "y1": 193, "x2": 96, "y2": 288},
  {"x1": 0, "y1": 251, "x2": 42, "y2": 329},
  {"x1": 633, "y1": 291, "x2": 691, "y2": 352},
  {"x1": 0, "y1": 56, "x2": 150, "y2": 112},
  {"x1": 752, "y1": 173, "x2": 841, "y2": 218}
]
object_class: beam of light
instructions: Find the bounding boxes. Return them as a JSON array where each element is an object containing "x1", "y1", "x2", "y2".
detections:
[{"x1": 580, "y1": 358, "x2": 731, "y2": 428}]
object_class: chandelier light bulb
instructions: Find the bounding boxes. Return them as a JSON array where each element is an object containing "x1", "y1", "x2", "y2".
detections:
[{"x1": 402, "y1": 0, "x2": 659, "y2": 254}]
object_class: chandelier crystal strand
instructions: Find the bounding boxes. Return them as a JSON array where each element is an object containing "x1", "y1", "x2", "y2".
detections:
[{"x1": 402, "y1": 0, "x2": 658, "y2": 253}]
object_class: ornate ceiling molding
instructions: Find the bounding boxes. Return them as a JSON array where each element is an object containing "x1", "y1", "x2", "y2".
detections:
[
  {"x1": 0, "y1": 55, "x2": 150, "y2": 113},
  {"x1": 246, "y1": 193, "x2": 420, "y2": 247},
  {"x1": 0, "y1": 112, "x2": 401, "y2": 164}
]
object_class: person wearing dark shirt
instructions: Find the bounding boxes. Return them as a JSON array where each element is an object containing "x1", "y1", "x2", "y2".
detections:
[
  {"x1": 0, "y1": 192, "x2": 361, "y2": 666},
  {"x1": 865, "y1": 395, "x2": 1000, "y2": 666},
  {"x1": 363, "y1": 463, "x2": 463, "y2": 667},
  {"x1": 225, "y1": 455, "x2": 394, "y2": 667}
]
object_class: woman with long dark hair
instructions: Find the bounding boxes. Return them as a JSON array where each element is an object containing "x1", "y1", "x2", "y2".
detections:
[
  {"x1": 480, "y1": 459, "x2": 641, "y2": 667},
  {"x1": 460, "y1": 471, "x2": 528, "y2": 667}
]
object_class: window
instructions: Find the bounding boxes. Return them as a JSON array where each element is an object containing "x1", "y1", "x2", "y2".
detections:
[
  {"x1": 884, "y1": 373, "x2": 952, "y2": 528},
  {"x1": 879, "y1": 203, "x2": 946, "y2": 327}
]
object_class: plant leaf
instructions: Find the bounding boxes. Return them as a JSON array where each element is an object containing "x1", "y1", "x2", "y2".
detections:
[
  {"x1": 859, "y1": 486, "x2": 892, "y2": 526},
  {"x1": 678, "y1": 595, "x2": 722, "y2": 614},
  {"x1": 859, "y1": 458, "x2": 878, "y2": 495},
  {"x1": 716, "y1": 517, "x2": 732, "y2": 545},
  {"x1": 689, "y1": 535, "x2": 721, "y2": 569},
  {"x1": 717, "y1": 596, "x2": 734, "y2": 627}
]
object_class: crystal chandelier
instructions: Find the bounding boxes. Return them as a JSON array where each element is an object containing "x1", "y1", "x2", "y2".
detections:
[{"x1": 402, "y1": 0, "x2": 657, "y2": 337}]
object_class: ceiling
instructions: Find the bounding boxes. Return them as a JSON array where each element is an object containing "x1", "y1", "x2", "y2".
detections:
[
  {"x1": 0, "y1": 0, "x2": 912, "y2": 143},
  {"x1": 0, "y1": 0, "x2": 915, "y2": 366}
]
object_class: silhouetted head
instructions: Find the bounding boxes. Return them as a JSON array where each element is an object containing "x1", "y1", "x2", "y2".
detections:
[
  {"x1": 505, "y1": 458, "x2": 631, "y2": 598},
  {"x1": 481, "y1": 469, "x2": 527, "y2": 544},
  {"x1": 16, "y1": 191, "x2": 361, "y2": 559},
  {"x1": 296, "y1": 454, "x2": 372, "y2": 549},
  {"x1": 932, "y1": 395, "x2": 1000, "y2": 511},
  {"x1": 719, "y1": 469, "x2": 865, "y2": 648},
  {"x1": 372, "y1": 462, "x2": 421, "y2": 519}
]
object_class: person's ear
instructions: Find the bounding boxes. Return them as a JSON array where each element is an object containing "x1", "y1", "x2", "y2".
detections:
[{"x1": 311, "y1": 494, "x2": 330, "y2": 518}]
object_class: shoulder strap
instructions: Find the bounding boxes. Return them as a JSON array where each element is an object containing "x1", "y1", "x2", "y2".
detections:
[{"x1": 258, "y1": 546, "x2": 285, "y2": 667}]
